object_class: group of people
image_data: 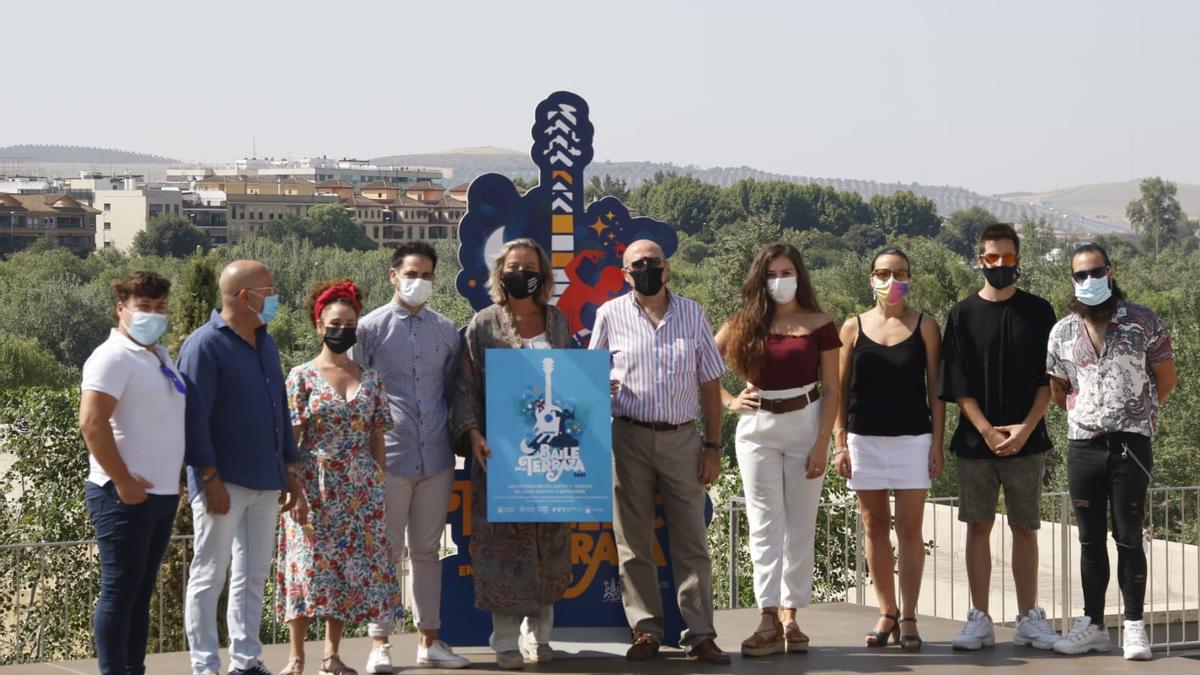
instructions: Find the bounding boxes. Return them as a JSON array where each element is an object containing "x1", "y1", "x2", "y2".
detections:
[{"x1": 78, "y1": 224, "x2": 1175, "y2": 675}]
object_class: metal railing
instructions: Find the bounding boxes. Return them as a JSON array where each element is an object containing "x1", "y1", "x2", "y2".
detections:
[
  {"x1": 2, "y1": 487, "x2": 1197, "y2": 664},
  {"x1": 716, "y1": 486, "x2": 1200, "y2": 653}
]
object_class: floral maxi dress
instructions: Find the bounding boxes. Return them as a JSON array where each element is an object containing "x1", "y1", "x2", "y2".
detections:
[{"x1": 276, "y1": 363, "x2": 403, "y2": 624}]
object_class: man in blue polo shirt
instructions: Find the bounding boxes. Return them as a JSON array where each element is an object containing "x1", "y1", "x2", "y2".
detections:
[{"x1": 178, "y1": 260, "x2": 303, "y2": 675}]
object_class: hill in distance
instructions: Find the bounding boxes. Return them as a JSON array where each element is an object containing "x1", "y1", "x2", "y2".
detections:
[
  {"x1": 0, "y1": 144, "x2": 178, "y2": 164},
  {"x1": 375, "y1": 148, "x2": 1129, "y2": 236},
  {"x1": 1000, "y1": 181, "x2": 1200, "y2": 226}
]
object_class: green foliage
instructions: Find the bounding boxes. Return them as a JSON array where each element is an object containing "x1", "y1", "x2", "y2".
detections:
[
  {"x1": 167, "y1": 254, "x2": 219, "y2": 354},
  {"x1": 627, "y1": 174, "x2": 721, "y2": 236},
  {"x1": 584, "y1": 174, "x2": 630, "y2": 203},
  {"x1": 1127, "y1": 177, "x2": 1186, "y2": 258},
  {"x1": 868, "y1": 191, "x2": 942, "y2": 238},
  {"x1": 936, "y1": 206, "x2": 998, "y2": 258},
  {"x1": 256, "y1": 205, "x2": 376, "y2": 252},
  {"x1": 132, "y1": 215, "x2": 212, "y2": 258},
  {"x1": 0, "y1": 332, "x2": 77, "y2": 389}
]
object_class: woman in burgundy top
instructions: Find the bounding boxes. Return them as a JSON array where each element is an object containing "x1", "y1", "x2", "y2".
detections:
[{"x1": 715, "y1": 242, "x2": 841, "y2": 658}]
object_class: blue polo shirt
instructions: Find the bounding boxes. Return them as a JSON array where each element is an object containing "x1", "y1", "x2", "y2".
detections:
[{"x1": 177, "y1": 309, "x2": 299, "y2": 497}]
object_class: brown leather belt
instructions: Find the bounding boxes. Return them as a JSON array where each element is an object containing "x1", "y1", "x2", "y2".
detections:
[
  {"x1": 617, "y1": 416, "x2": 693, "y2": 432},
  {"x1": 758, "y1": 389, "x2": 820, "y2": 414}
]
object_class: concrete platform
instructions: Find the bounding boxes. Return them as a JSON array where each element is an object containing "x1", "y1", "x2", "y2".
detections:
[{"x1": 4, "y1": 603, "x2": 1196, "y2": 674}]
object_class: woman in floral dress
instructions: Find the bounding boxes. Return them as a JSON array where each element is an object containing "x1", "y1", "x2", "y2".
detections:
[{"x1": 277, "y1": 279, "x2": 402, "y2": 675}]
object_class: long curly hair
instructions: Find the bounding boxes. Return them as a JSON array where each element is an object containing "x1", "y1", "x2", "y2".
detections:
[
  {"x1": 304, "y1": 278, "x2": 363, "y2": 328},
  {"x1": 724, "y1": 242, "x2": 820, "y2": 381}
]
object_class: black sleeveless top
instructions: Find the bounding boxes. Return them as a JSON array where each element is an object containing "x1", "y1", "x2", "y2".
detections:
[{"x1": 847, "y1": 313, "x2": 932, "y2": 436}]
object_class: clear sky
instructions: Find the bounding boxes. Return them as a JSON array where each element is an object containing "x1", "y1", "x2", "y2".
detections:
[{"x1": 5, "y1": 0, "x2": 1198, "y2": 194}]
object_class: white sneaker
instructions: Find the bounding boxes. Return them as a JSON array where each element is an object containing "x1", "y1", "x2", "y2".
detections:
[
  {"x1": 365, "y1": 643, "x2": 394, "y2": 674},
  {"x1": 1122, "y1": 620, "x2": 1152, "y2": 661},
  {"x1": 417, "y1": 639, "x2": 470, "y2": 669},
  {"x1": 952, "y1": 608, "x2": 996, "y2": 650},
  {"x1": 1013, "y1": 607, "x2": 1060, "y2": 650},
  {"x1": 1053, "y1": 616, "x2": 1111, "y2": 655},
  {"x1": 520, "y1": 633, "x2": 553, "y2": 663}
]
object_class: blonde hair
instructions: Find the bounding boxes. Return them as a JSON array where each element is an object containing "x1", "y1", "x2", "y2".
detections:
[{"x1": 486, "y1": 238, "x2": 555, "y2": 306}]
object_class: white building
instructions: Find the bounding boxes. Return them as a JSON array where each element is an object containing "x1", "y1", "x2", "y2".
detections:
[
  {"x1": 168, "y1": 157, "x2": 448, "y2": 188},
  {"x1": 94, "y1": 186, "x2": 185, "y2": 250}
]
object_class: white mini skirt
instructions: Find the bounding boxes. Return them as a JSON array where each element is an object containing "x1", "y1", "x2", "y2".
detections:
[{"x1": 846, "y1": 432, "x2": 932, "y2": 491}]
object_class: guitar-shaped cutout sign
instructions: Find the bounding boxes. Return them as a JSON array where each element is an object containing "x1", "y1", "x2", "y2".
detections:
[{"x1": 521, "y1": 357, "x2": 579, "y2": 452}]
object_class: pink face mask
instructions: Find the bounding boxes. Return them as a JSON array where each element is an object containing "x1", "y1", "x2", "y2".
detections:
[{"x1": 872, "y1": 276, "x2": 909, "y2": 305}]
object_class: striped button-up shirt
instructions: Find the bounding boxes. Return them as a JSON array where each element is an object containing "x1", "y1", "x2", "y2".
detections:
[
  {"x1": 590, "y1": 291, "x2": 725, "y2": 425},
  {"x1": 352, "y1": 302, "x2": 462, "y2": 477}
]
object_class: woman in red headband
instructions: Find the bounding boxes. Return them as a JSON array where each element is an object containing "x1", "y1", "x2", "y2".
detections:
[{"x1": 275, "y1": 279, "x2": 402, "y2": 675}]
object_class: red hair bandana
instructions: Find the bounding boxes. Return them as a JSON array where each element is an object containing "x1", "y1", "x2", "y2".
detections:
[{"x1": 313, "y1": 281, "x2": 362, "y2": 323}]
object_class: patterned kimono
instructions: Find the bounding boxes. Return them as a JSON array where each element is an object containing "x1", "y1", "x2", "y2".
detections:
[{"x1": 451, "y1": 303, "x2": 574, "y2": 616}]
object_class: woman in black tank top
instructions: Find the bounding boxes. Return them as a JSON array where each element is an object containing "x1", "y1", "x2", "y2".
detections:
[{"x1": 832, "y1": 247, "x2": 946, "y2": 652}]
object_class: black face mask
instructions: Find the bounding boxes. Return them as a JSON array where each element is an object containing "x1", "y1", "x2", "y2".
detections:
[
  {"x1": 982, "y1": 265, "x2": 1020, "y2": 290},
  {"x1": 630, "y1": 267, "x2": 665, "y2": 297},
  {"x1": 502, "y1": 270, "x2": 541, "y2": 299},
  {"x1": 323, "y1": 327, "x2": 357, "y2": 354}
]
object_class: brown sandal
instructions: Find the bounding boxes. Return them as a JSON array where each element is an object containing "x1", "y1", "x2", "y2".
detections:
[
  {"x1": 741, "y1": 612, "x2": 785, "y2": 657},
  {"x1": 319, "y1": 654, "x2": 356, "y2": 675},
  {"x1": 783, "y1": 621, "x2": 810, "y2": 653},
  {"x1": 280, "y1": 656, "x2": 304, "y2": 675}
]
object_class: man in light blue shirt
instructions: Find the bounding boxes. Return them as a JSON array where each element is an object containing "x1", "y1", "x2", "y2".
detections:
[{"x1": 353, "y1": 242, "x2": 468, "y2": 672}]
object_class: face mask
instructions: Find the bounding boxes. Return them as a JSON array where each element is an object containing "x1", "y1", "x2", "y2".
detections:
[
  {"x1": 254, "y1": 293, "x2": 280, "y2": 325},
  {"x1": 766, "y1": 276, "x2": 798, "y2": 304},
  {"x1": 1073, "y1": 275, "x2": 1112, "y2": 307},
  {"x1": 631, "y1": 267, "x2": 666, "y2": 297},
  {"x1": 502, "y1": 270, "x2": 541, "y2": 299},
  {"x1": 872, "y1": 276, "x2": 909, "y2": 306},
  {"x1": 322, "y1": 326, "x2": 357, "y2": 354},
  {"x1": 124, "y1": 311, "x2": 168, "y2": 346},
  {"x1": 982, "y1": 265, "x2": 1020, "y2": 290},
  {"x1": 398, "y1": 278, "x2": 433, "y2": 307}
]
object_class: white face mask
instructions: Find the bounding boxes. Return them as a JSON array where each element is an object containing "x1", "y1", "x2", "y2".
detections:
[
  {"x1": 397, "y1": 278, "x2": 433, "y2": 307},
  {"x1": 766, "y1": 276, "x2": 798, "y2": 304}
]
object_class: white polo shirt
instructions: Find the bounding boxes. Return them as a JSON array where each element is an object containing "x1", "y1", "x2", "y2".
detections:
[{"x1": 81, "y1": 329, "x2": 187, "y2": 495}]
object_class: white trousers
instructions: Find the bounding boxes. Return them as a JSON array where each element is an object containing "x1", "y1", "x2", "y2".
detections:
[
  {"x1": 735, "y1": 384, "x2": 825, "y2": 609},
  {"x1": 490, "y1": 605, "x2": 554, "y2": 653},
  {"x1": 185, "y1": 483, "x2": 278, "y2": 674},
  {"x1": 368, "y1": 468, "x2": 455, "y2": 636}
]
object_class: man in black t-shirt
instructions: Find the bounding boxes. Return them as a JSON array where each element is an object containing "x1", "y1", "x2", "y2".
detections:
[{"x1": 939, "y1": 224, "x2": 1059, "y2": 652}]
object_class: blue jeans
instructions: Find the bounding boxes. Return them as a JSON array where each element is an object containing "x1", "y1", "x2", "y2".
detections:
[{"x1": 86, "y1": 481, "x2": 179, "y2": 675}]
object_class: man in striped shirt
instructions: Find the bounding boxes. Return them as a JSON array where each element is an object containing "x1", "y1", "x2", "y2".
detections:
[{"x1": 589, "y1": 239, "x2": 730, "y2": 665}]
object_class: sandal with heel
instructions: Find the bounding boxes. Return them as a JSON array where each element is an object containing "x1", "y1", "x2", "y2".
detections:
[
  {"x1": 741, "y1": 611, "x2": 786, "y2": 657},
  {"x1": 899, "y1": 617, "x2": 923, "y2": 652},
  {"x1": 865, "y1": 611, "x2": 900, "y2": 647},
  {"x1": 280, "y1": 656, "x2": 304, "y2": 675},
  {"x1": 320, "y1": 654, "x2": 356, "y2": 675}
]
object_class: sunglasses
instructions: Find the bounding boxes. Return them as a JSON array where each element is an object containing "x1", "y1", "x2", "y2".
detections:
[
  {"x1": 1071, "y1": 265, "x2": 1109, "y2": 283},
  {"x1": 980, "y1": 253, "x2": 1019, "y2": 267},
  {"x1": 872, "y1": 268, "x2": 910, "y2": 282},
  {"x1": 152, "y1": 351, "x2": 187, "y2": 395},
  {"x1": 627, "y1": 257, "x2": 664, "y2": 272}
]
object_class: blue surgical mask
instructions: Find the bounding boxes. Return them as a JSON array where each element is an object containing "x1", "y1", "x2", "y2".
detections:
[
  {"x1": 1073, "y1": 275, "x2": 1112, "y2": 307},
  {"x1": 124, "y1": 311, "x2": 168, "y2": 346},
  {"x1": 255, "y1": 293, "x2": 280, "y2": 325}
]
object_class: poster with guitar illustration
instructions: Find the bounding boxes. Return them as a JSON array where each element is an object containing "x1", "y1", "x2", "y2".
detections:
[{"x1": 485, "y1": 348, "x2": 612, "y2": 522}]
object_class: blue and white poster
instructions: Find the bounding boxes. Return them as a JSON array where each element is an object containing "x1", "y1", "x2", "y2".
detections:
[{"x1": 485, "y1": 348, "x2": 613, "y2": 522}]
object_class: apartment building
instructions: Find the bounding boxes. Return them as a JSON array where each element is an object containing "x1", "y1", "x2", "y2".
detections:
[
  {"x1": 0, "y1": 193, "x2": 98, "y2": 255},
  {"x1": 94, "y1": 186, "x2": 185, "y2": 250}
]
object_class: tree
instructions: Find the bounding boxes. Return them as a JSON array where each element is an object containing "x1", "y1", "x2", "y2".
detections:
[
  {"x1": 584, "y1": 175, "x2": 630, "y2": 203},
  {"x1": 627, "y1": 175, "x2": 721, "y2": 236},
  {"x1": 868, "y1": 191, "x2": 941, "y2": 238},
  {"x1": 303, "y1": 203, "x2": 376, "y2": 251},
  {"x1": 844, "y1": 222, "x2": 887, "y2": 255},
  {"x1": 1127, "y1": 177, "x2": 1185, "y2": 258},
  {"x1": 0, "y1": 332, "x2": 77, "y2": 389},
  {"x1": 167, "y1": 254, "x2": 219, "y2": 353},
  {"x1": 936, "y1": 206, "x2": 997, "y2": 258},
  {"x1": 132, "y1": 215, "x2": 211, "y2": 258},
  {"x1": 259, "y1": 215, "x2": 308, "y2": 243}
]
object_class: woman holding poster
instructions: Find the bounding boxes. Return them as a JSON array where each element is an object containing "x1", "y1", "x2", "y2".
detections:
[
  {"x1": 452, "y1": 238, "x2": 573, "y2": 670},
  {"x1": 715, "y1": 242, "x2": 841, "y2": 657}
]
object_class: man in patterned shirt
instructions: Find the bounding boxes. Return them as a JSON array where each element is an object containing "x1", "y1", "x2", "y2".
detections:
[
  {"x1": 353, "y1": 242, "x2": 469, "y2": 672},
  {"x1": 1047, "y1": 242, "x2": 1177, "y2": 661},
  {"x1": 589, "y1": 239, "x2": 731, "y2": 665}
]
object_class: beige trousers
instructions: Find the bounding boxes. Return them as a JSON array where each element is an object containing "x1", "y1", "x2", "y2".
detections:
[
  {"x1": 612, "y1": 419, "x2": 715, "y2": 647},
  {"x1": 368, "y1": 468, "x2": 454, "y2": 636}
]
